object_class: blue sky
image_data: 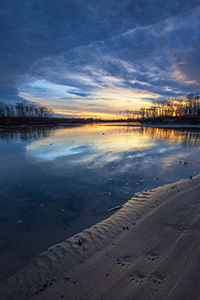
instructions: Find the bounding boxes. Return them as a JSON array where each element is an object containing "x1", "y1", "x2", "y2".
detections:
[{"x1": 1, "y1": 0, "x2": 200, "y2": 118}]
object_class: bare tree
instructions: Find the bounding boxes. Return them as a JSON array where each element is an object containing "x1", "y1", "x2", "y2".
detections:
[
  {"x1": 0, "y1": 101, "x2": 54, "y2": 118},
  {"x1": 0, "y1": 101, "x2": 6, "y2": 117}
]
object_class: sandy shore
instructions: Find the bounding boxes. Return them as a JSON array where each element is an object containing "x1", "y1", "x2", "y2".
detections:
[{"x1": 1, "y1": 175, "x2": 200, "y2": 300}]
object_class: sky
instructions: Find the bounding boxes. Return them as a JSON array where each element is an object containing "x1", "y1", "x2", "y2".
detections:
[{"x1": 1, "y1": 0, "x2": 200, "y2": 119}]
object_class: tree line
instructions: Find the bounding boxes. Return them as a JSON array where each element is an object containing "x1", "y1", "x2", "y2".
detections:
[
  {"x1": 0, "y1": 101, "x2": 54, "y2": 118},
  {"x1": 118, "y1": 94, "x2": 200, "y2": 119}
]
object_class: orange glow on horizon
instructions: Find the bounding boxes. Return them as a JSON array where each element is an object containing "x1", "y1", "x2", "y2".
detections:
[
  {"x1": 54, "y1": 109, "x2": 117, "y2": 119},
  {"x1": 19, "y1": 82, "x2": 159, "y2": 119}
]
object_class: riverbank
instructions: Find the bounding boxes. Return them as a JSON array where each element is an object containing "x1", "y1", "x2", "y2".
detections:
[
  {"x1": 1, "y1": 175, "x2": 200, "y2": 300},
  {"x1": 140, "y1": 115, "x2": 200, "y2": 126},
  {"x1": 0, "y1": 116, "x2": 100, "y2": 127},
  {"x1": 1, "y1": 115, "x2": 200, "y2": 129}
]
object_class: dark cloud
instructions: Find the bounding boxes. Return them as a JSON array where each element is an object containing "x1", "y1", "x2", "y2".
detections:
[
  {"x1": 0, "y1": 87, "x2": 24, "y2": 102},
  {"x1": 25, "y1": 8, "x2": 200, "y2": 96},
  {"x1": 1, "y1": 0, "x2": 200, "y2": 107},
  {"x1": 67, "y1": 91, "x2": 91, "y2": 97}
]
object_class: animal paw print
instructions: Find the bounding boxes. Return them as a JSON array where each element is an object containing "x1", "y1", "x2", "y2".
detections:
[
  {"x1": 145, "y1": 250, "x2": 159, "y2": 262},
  {"x1": 149, "y1": 271, "x2": 166, "y2": 286},
  {"x1": 177, "y1": 228, "x2": 191, "y2": 235},
  {"x1": 116, "y1": 255, "x2": 133, "y2": 267},
  {"x1": 130, "y1": 270, "x2": 146, "y2": 285}
]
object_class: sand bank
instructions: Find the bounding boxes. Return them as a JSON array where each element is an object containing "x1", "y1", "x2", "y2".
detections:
[{"x1": 1, "y1": 175, "x2": 200, "y2": 300}]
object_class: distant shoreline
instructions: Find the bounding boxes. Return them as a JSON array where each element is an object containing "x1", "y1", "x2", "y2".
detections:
[
  {"x1": 0, "y1": 116, "x2": 98, "y2": 127},
  {"x1": 105, "y1": 123, "x2": 200, "y2": 129},
  {"x1": 0, "y1": 115, "x2": 200, "y2": 129}
]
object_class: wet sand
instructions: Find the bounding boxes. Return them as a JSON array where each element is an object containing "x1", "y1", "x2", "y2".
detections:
[{"x1": 1, "y1": 175, "x2": 200, "y2": 300}]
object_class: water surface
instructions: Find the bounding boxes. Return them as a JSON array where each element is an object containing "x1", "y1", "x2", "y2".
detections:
[{"x1": 0, "y1": 123, "x2": 200, "y2": 281}]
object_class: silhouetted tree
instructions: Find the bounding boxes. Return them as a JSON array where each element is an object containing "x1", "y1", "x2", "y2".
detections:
[
  {"x1": 0, "y1": 101, "x2": 54, "y2": 118},
  {"x1": 120, "y1": 93, "x2": 200, "y2": 119},
  {"x1": 0, "y1": 101, "x2": 6, "y2": 117}
]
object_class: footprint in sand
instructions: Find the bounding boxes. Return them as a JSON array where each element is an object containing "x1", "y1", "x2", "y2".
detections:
[
  {"x1": 130, "y1": 270, "x2": 146, "y2": 285},
  {"x1": 116, "y1": 255, "x2": 133, "y2": 267},
  {"x1": 149, "y1": 271, "x2": 166, "y2": 286},
  {"x1": 145, "y1": 249, "x2": 160, "y2": 262},
  {"x1": 175, "y1": 228, "x2": 191, "y2": 235}
]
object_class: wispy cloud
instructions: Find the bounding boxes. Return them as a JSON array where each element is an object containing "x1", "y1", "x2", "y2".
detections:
[{"x1": 1, "y1": 1, "x2": 200, "y2": 116}]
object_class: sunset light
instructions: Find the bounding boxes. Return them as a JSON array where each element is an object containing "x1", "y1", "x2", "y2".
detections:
[{"x1": 1, "y1": 2, "x2": 200, "y2": 299}]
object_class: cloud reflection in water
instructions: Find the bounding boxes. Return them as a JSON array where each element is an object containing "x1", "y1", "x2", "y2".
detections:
[{"x1": 26, "y1": 124, "x2": 155, "y2": 163}]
